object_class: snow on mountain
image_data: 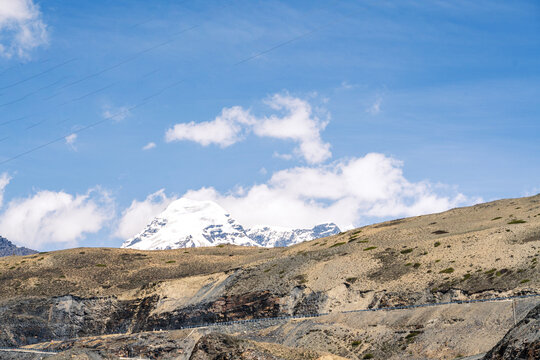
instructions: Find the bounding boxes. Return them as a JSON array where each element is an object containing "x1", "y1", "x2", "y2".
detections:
[
  {"x1": 246, "y1": 223, "x2": 341, "y2": 247},
  {"x1": 121, "y1": 198, "x2": 341, "y2": 250},
  {"x1": 121, "y1": 198, "x2": 258, "y2": 250}
]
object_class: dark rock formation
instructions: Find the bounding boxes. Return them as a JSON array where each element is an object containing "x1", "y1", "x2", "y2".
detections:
[
  {"x1": 483, "y1": 303, "x2": 540, "y2": 360},
  {"x1": 0, "y1": 236, "x2": 37, "y2": 257}
]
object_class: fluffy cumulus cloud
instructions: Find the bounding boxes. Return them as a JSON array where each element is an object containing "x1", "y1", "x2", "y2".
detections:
[
  {"x1": 0, "y1": 0, "x2": 48, "y2": 58},
  {"x1": 0, "y1": 187, "x2": 113, "y2": 249},
  {"x1": 184, "y1": 153, "x2": 474, "y2": 229},
  {"x1": 165, "y1": 94, "x2": 331, "y2": 164},
  {"x1": 166, "y1": 106, "x2": 254, "y2": 147},
  {"x1": 114, "y1": 189, "x2": 175, "y2": 240}
]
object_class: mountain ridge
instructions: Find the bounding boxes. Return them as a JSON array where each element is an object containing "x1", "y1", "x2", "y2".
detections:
[
  {"x1": 0, "y1": 236, "x2": 37, "y2": 257},
  {"x1": 121, "y1": 198, "x2": 340, "y2": 250}
]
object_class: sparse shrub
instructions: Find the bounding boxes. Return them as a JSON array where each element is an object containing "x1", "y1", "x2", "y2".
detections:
[
  {"x1": 405, "y1": 263, "x2": 412, "y2": 266},
  {"x1": 439, "y1": 267, "x2": 454, "y2": 274},
  {"x1": 79, "y1": 251, "x2": 85, "y2": 254},
  {"x1": 485, "y1": 268, "x2": 496, "y2": 275},
  {"x1": 346, "y1": 277, "x2": 358, "y2": 283},
  {"x1": 95, "y1": 264, "x2": 107, "y2": 267},
  {"x1": 400, "y1": 248, "x2": 413, "y2": 254},
  {"x1": 405, "y1": 331, "x2": 421, "y2": 340},
  {"x1": 216, "y1": 244, "x2": 225, "y2": 248},
  {"x1": 434, "y1": 241, "x2": 441, "y2": 247},
  {"x1": 363, "y1": 246, "x2": 377, "y2": 251},
  {"x1": 351, "y1": 340, "x2": 362, "y2": 347},
  {"x1": 491, "y1": 217, "x2": 502, "y2": 221},
  {"x1": 330, "y1": 242, "x2": 346, "y2": 248},
  {"x1": 432, "y1": 230, "x2": 449, "y2": 235},
  {"x1": 363, "y1": 354, "x2": 374, "y2": 359},
  {"x1": 520, "y1": 279, "x2": 530, "y2": 284},
  {"x1": 294, "y1": 274, "x2": 308, "y2": 284},
  {"x1": 165, "y1": 260, "x2": 176, "y2": 264},
  {"x1": 435, "y1": 259, "x2": 441, "y2": 263},
  {"x1": 413, "y1": 263, "x2": 421, "y2": 269},
  {"x1": 463, "y1": 274, "x2": 471, "y2": 280},
  {"x1": 508, "y1": 219, "x2": 526, "y2": 224}
]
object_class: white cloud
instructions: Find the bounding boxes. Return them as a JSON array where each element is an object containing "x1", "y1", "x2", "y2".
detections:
[
  {"x1": 0, "y1": 188, "x2": 113, "y2": 249},
  {"x1": 142, "y1": 142, "x2": 156, "y2": 150},
  {"x1": 0, "y1": 0, "x2": 48, "y2": 58},
  {"x1": 184, "y1": 153, "x2": 474, "y2": 229},
  {"x1": 273, "y1": 151, "x2": 293, "y2": 161},
  {"x1": 254, "y1": 94, "x2": 331, "y2": 164},
  {"x1": 165, "y1": 106, "x2": 254, "y2": 147},
  {"x1": 0, "y1": 172, "x2": 11, "y2": 207},
  {"x1": 367, "y1": 97, "x2": 382, "y2": 115},
  {"x1": 114, "y1": 189, "x2": 175, "y2": 240},
  {"x1": 65, "y1": 133, "x2": 77, "y2": 149},
  {"x1": 102, "y1": 105, "x2": 131, "y2": 122},
  {"x1": 165, "y1": 94, "x2": 331, "y2": 164}
]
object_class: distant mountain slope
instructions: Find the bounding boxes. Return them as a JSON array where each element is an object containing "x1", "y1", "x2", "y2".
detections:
[
  {"x1": 0, "y1": 236, "x2": 37, "y2": 257},
  {"x1": 121, "y1": 198, "x2": 340, "y2": 250}
]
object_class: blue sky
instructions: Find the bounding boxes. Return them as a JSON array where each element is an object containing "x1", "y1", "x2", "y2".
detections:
[{"x1": 0, "y1": 0, "x2": 538, "y2": 250}]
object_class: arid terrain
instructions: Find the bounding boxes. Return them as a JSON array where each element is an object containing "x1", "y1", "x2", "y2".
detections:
[{"x1": 1, "y1": 194, "x2": 539, "y2": 359}]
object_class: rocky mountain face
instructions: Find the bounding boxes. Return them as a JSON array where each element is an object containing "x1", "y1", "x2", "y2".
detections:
[
  {"x1": 1, "y1": 195, "x2": 539, "y2": 359},
  {"x1": 0, "y1": 236, "x2": 37, "y2": 257},
  {"x1": 482, "y1": 303, "x2": 540, "y2": 360},
  {"x1": 121, "y1": 198, "x2": 340, "y2": 249}
]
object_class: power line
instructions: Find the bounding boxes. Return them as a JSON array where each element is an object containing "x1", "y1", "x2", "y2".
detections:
[{"x1": 0, "y1": 59, "x2": 77, "y2": 91}]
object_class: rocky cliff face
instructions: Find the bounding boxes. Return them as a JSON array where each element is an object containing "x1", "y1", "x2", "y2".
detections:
[
  {"x1": 482, "y1": 303, "x2": 540, "y2": 360},
  {"x1": 0, "y1": 236, "x2": 37, "y2": 257}
]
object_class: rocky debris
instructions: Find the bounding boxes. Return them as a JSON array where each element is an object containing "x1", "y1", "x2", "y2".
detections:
[
  {"x1": 482, "y1": 303, "x2": 540, "y2": 360},
  {"x1": 0, "y1": 236, "x2": 37, "y2": 257},
  {"x1": 189, "y1": 333, "x2": 338, "y2": 360}
]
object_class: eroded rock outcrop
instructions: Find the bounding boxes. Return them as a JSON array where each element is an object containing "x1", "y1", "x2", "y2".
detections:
[{"x1": 483, "y1": 303, "x2": 540, "y2": 360}]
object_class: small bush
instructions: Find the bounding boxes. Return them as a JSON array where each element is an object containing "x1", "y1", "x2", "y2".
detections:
[
  {"x1": 405, "y1": 263, "x2": 412, "y2": 266},
  {"x1": 363, "y1": 354, "x2": 374, "y2": 359},
  {"x1": 508, "y1": 219, "x2": 526, "y2": 224},
  {"x1": 216, "y1": 244, "x2": 225, "y2": 248},
  {"x1": 330, "y1": 242, "x2": 346, "y2": 248},
  {"x1": 165, "y1": 260, "x2": 176, "y2": 264},
  {"x1": 346, "y1": 277, "x2": 358, "y2": 283},
  {"x1": 400, "y1": 248, "x2": 413, "y2": 254},
  {"x1": 432, "y1": 230, "x2": 449, "y2": 235},
  {"x1": 439, "y1": 267, "x2": 454, "y2": 274},
  {"x1": 351, "y1": 340, "x2": 362, "y2": 347},
  {"x1": 95, "y1": 264, "x2": 107, "y2": 267},
  {"x1": 485, "y1": 268, "x2": 496, "y2": 275},
  {"x1": 520, "y1": 279, "x2": 530, "y2": 284},
  {"x1": 434, "y1": 241, "x2": 441, "y2": 247},
  {"x1": 363, "y1": 246, "x2": 377, "y2": 251},
  {"x1": 463, "y1": 273, "x2": 471, "y2": 280},
  {"x1": 405, "y1": 331, "x2": 422, "y2": 340},
  {"x1": 435, "y1": 259, "x2": 441, "y2": 263},
  {"x1": 413, "y1": 263, "x2": 421, "y2": 269},
  {"x1": 491, "y1": 217, "x2": 502, "y2": 221}
]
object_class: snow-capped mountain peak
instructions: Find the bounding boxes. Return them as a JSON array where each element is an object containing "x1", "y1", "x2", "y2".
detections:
[
  {"x1": 121, "y1": 198, "x2": 340, "y2": 250},
  {"x1": 121, "y1": 198, "x2": 258, "y2": 250}
]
